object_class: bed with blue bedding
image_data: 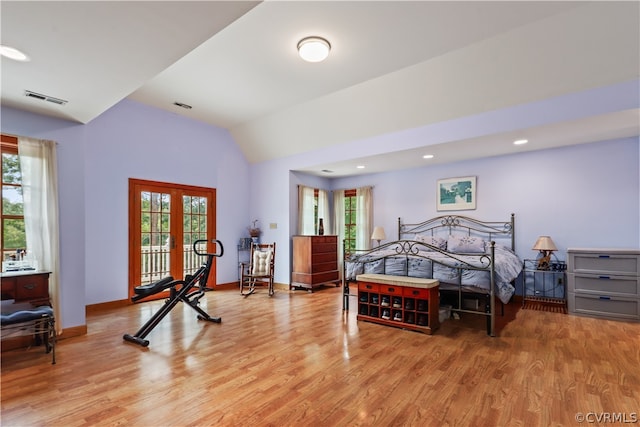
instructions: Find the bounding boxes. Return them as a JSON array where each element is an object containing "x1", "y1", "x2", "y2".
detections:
[{"x1": 343, "y1": 214, "x2": 521, "y2": 336}]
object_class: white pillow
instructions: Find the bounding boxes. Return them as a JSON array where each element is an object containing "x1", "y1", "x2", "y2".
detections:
[
  {"x1": 447, "y1": 234, "x2": 485, "y2": 253},
  {"x1": 415, "y1": 234, "x2": 447, "y2": 251},
  {"x1": 252, "y1": 250, "x2": 272, "y2": 275}
]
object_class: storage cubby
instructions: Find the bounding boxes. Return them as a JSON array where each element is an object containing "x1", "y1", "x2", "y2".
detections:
[{"x1": 356, "y1": 277, "x2": 439, "y2": 334}]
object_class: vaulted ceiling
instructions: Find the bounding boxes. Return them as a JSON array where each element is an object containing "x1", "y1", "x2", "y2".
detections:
[{"x1": 2, "y1": 1, "x2": 638, "y2": 177}]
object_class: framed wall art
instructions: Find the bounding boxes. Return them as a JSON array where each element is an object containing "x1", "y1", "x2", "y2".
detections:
[{"x1": 437, "y1": 176, "x2": 476, "y2": 211}]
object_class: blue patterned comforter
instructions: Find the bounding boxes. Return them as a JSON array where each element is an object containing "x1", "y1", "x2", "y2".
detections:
[{"x1": 345, "y1": 243, "x2": 522, "y2": 304}]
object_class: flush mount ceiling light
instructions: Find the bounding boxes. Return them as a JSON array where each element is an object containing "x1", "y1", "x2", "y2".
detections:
[
  {"x1": 513, "y1": 139, "x2": 528, "y2": 145},
  {"x1": 297, "y1": 36, "x2": 331, "y2": 62},
  {"x1": 0, "y1": 45, "x2": 30, "y2": 62}
]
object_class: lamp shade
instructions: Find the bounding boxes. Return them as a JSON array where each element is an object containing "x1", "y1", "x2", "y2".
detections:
[
  {"x1": 532, "y1": 236, "x2": 557, "y2": 252},
  {"x1": 371, "y1": 226, "x2": 386, "y2": 241}
]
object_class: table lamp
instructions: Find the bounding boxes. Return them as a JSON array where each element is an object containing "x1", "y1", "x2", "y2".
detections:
[
  {"x1": 532, "y1": 236, "x2": 557, "y2": 270},
  {"x1": 371, "y1": 226, "x2": 386, "y2": 247}
]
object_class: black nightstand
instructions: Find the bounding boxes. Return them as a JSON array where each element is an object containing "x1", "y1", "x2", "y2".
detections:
[{"x1": 522, "y1": 259, "x2": 567, "y2": 311}]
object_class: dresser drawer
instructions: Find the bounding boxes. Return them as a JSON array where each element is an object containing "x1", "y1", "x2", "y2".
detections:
[
  {"x1": 1, "y1": 276, "x2": 17, "y2": 297},
  {"x1": 402, "y1": 287, "x2": 431, "y2": 299},
  {"x1": 567, "y1": 273, "x2": 639, "y2": 297},
  {"x1": 15, "y1": 274, "x2": 49, "y2": 301},
  {"x1": 310, "y1": 235, "x2": 337, "y2": 244},
  {"x1": 310, "y1": 252, "x2": 337, "y2": 264},
  {"x1": 311, "y1": 242, "x2": 337, "y2": 253},
  {"x1": 379, "y1": 285, "x2": 402, "y2": 296},
  {"x1": 310, "y1": 261, "x2": 337, "y2": 273},
  {"x1": 568, "y1": 252, "x2": 639, "y2": 276},
  {"x1": 568, "y1": 292, "x2": 639, "y2": 320},
  {"x1": 358, "y1": 282, "x2": 379, "y2": 293}
]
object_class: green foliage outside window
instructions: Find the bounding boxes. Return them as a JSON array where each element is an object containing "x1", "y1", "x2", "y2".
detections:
[
  {"x1": 344, "y1": 193, "x2": 357, "y2": 254},
  {"x1": 1, "y1": 152, "x2": 26, "y2": 255}
]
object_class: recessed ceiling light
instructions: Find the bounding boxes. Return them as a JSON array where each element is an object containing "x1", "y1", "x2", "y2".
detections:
[
  {"x1": 423, "y1": 154, "x2": 434, "y2": 159},
  {"x1": 0, "y1": 45, "x2": 30, "y2": 62},
  {"x1": 356, "y1": 165, "x2": 365, "y2": 169},
  {"x1": 513, "y1": 139, "x2": 528, "y2": 145},
  {"x1": 297, "y1": 37, "x2": 331, "y2": 62}
]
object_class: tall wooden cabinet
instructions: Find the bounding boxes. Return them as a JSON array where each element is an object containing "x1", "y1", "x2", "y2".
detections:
[{"x1": 291, "y1": 235, "x2": 340, "y2": 292}]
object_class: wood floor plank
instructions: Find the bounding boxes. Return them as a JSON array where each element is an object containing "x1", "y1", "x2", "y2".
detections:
[{"x1": 2, "y1": 285, "x2": 639, "y2": 426}]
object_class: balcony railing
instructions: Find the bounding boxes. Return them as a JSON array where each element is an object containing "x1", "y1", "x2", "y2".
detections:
[{"x1": 140, "y1": 245, "x2": 204, "y2": 285}]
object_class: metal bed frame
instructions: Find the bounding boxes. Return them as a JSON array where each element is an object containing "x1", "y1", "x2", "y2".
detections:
[{"x1": 343, "y1": 214, "x2": 515, "y2": 336}]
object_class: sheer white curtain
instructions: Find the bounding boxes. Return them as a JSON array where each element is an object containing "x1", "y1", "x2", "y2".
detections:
[
  {"x1": 333, "y1": 190, "x2": 346, "y2": 270},
  {"x1": 297, "y1": 185, "x2": 316, "y2": 235},
  {"x1": 298, "y1": 185, "x2": 331, "y2": 235},
  {"x1": 333, "y1": 186, "x2": 372, "y2": 275},
  {"x1": 18, "y1": 137, "x2": 62, "y2": 333},
  {"x1": 317, "y1": 189, "x2": 330, "y2": 234},
  {"x1": 356, "y1": 186, "x2": 373, "y2": 250}
]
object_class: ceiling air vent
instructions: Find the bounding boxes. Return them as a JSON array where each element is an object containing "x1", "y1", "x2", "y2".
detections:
[{"x1": 25, "y1": 90, "x2": 67, "y2": 105}]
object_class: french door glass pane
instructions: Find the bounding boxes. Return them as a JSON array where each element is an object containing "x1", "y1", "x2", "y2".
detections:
[
  {"x1": 140, "y1": 191, "x2": 171, "y2": 285},
  {"x1": 183, "y1": 195, "x2": 208, "y2": 277}
]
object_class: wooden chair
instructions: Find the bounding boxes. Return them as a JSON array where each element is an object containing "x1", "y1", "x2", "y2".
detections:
[{"x1": 240, "y1": 242, "x2": 275, "y2": 296}]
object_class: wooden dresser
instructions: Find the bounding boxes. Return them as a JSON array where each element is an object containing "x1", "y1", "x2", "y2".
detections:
[
  {"x1": 1, "y1": 271, "x2": 50, "y2": 305},
  {"x1": 291, "y1": 235, "x2": 340, "y2": 291},
  {"x1": 567, "y1": 248, "x2": 639, "y2": 321}
]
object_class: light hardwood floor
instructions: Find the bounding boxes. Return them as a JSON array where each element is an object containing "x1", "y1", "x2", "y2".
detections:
[{"x1": 2, "y1": 285, "x2": 639, "y2": 426}]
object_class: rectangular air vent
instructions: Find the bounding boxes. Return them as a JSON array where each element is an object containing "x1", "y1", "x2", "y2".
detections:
[{"x1": 25, "y1": 90, "x2": 67, "y2": 105}]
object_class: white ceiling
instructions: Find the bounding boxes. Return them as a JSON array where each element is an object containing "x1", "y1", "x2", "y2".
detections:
[{"x1": 1, "y1": 1, "x2": 639, "y2": 177}]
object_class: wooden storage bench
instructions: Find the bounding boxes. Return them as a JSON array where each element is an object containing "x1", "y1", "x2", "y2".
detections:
[{"x1": 356, "y1": 273, "x2": 439, "y2": 334}]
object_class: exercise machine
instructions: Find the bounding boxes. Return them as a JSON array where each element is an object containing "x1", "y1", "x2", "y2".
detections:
[{"x1": 123, "y1": 239, "x2": 224, "y2": 347}]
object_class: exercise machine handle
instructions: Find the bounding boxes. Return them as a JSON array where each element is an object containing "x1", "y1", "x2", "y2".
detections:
[{"x1": 193, "y1": 239, "x2": 224, "y2": 258}]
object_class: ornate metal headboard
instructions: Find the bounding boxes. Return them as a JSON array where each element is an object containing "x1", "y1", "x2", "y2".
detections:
[{"x1": 398, "y1": 213, "x2": 515, "y2": 251}]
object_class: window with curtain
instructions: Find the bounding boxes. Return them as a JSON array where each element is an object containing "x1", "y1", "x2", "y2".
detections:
[
  {"x1": 2, "y1": 134, "x2": 62, "y2": 333},
  {"x1": 333, "y1": 186, "x2": 372, "y2": 273},
  {"x1": 1, "y1": 135, "x2": 26, "y2": 263}
]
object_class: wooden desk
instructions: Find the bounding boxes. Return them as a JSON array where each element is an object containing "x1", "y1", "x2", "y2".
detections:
[{"x1": 1, "y1": 271, "x2": 50, "y2": 305}]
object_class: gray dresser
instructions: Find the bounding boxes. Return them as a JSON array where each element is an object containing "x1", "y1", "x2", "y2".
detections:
[{"x1": 567, "y1": 248, "x2": 640, "y2": 321}]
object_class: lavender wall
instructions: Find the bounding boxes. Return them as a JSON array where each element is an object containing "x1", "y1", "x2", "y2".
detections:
[
  {"x1": 252, "y1": 81, "x2": 639, "y2": 287},
  {"x1": 330, "y1": 137, "x2": 640, "y2": 258},
  {"x1": 1, "y1": 108, "x2": 87, "y2": 330},
  {"x1": 2, "y1": 100, "x2": 251, "y2": 328},
  {"x1": 83, "y1": 100, "x2": 250, "y2": 304}
]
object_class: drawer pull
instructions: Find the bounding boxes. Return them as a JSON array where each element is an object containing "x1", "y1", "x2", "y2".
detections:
[
  {"x1": 598, "y1": 255, "x2": 610, "y2": 258},
  {"x1": 387, "y1": 287, "x2": 395, "y2": 292},
  {"x1": 366, "y1": 285, "x2": 373, "y2": 290},
  {"x1": 598, "y1": 276, "x2": 611, "y2": 280},
  {"x1": 412, "y1": 290, "x2": 419, "y2": 296},
  {"x1": 22, "y1": 284, "x2": 36, "y2": 290},
  {"x1": 599, "y1": 296, "x2": 611, "y2": 300}
]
